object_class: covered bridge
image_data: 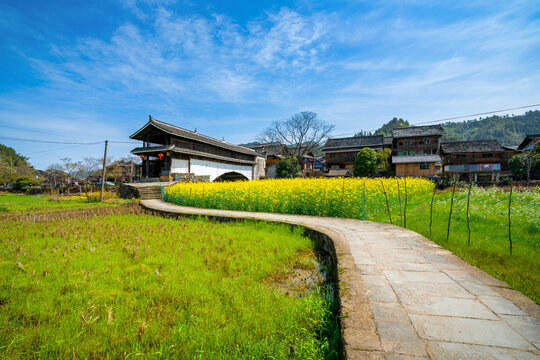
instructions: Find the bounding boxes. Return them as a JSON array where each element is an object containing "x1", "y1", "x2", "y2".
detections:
[{"x1": 130, "y1": 116, "x2": 264, "y2": 182}]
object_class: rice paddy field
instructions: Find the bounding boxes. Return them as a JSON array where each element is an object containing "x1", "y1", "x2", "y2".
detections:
[
  {"x1": 0, "y1": 200, "x2": 339, "y2": 359},
  {"x1": 163, "y1": 178, "x2": 540, "y2": 303},
  {"x1": 0, "y1": 192, "x2": 128, "y2": 212}
]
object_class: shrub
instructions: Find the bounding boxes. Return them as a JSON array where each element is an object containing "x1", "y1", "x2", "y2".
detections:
[
  {"x1": 276, "y1": 156, "x2": 301, "y2": 178},
  {"x1": 12, "y1": 177, "x2": 35, "y2": 192}
]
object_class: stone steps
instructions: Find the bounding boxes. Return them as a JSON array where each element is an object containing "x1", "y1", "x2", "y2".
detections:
[{"x1": 137, "y1": 187, "x2": 163, "y2": 200}]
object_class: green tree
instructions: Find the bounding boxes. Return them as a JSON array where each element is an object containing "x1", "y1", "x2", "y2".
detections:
[
  {"x1": 373, "y1": 117, "x2": 410, "y2": 136},
  {"x1": 276, "y1": 156, "x2": 301, "y2": 178},
  {"x1": 12, "y1": 176, "x2": 35, "y2": 192},
  {"x1": 354, "y1": 148, "x2": 378, "y2": 177},
  {"x1": 376, "y1": 148, "x2": 392, "y2": 176}
]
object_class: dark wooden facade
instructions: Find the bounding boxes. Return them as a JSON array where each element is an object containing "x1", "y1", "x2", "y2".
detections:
[
  {"x1": 322, "y1": 135, "x2": 390, "y2": 170},
  {"x1": 130, "y1": 116, "x2": 261, "y2": 181}
]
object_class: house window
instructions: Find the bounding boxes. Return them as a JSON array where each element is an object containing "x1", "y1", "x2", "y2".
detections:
[
  {"x1": 399, "y1": 151, "x2": 416, "y2": 156},
  {"x1": 482, "y1": 153, "x2": 493, "y2": 158},
  {"x1": 404, "y1": 140, "x2": 410, "y2": 145},
  {"x1": 424, "y1": 138, "x2": 430, "y2": 144},
  {"x1": 420, "y1": 162, "x2": 430, "y2": 170},
  {"x1": 456, "y1": 154, "x2": 466, "y2": 159},
  {"x1": 399, "y1": 142, "x2": 403, "y2": 146}
]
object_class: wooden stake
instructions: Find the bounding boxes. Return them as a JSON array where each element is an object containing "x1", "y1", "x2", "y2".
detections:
[
  {"x1": 509, "y1": 181, "x2": 513, "y2": 255},
  {"x1": 404, "y1": 177, "x2": 408, "y2": 228},
  {"x1": 363, "y1": 181, "x2": 367, "y2": 220},
  {"x1": 429, "y1": 186, "x2": 435, "y2": 235},
  {"x1": 380, "y1": 180, "x2": 392, "y2": 224},
  {"x1": 397, "y1": 179, "x2": 403, "y2": 227},
  {"x1": 466, "y1": 182, "x2": 472, "y2": 246},
  {"x1": 446, "y1": 177, "x2": 457, "y2": 242},
  {"x1": 100, "y1": 140, "x2": 108, "y2": 202},
  {"x1": 341, "y1": 178, "x2": 345, "y2": 218}
]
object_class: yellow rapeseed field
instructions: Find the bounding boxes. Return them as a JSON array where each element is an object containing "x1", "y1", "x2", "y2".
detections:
[{"x1": 162, "y1": 177, "x2": 435, "y2": 219}]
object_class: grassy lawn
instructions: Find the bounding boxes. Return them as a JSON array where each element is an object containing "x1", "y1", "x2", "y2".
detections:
[
  {"x1": 373, "y1": 187, "x2": 540, "y2": 303},
  {"x1": 0, "y1": 204, "x2": 339, "y2": 359},
  {"x1": 0, "y1": 193, "x2": 131, "y2": 212}
]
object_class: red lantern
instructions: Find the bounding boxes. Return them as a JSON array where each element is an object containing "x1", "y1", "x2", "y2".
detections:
[
  {"x1": 140, "y1": 154, "x2": 145, "y2": 161},
  {"x1": 158, "y1": 153, "x2": 164, "y2": 160}
]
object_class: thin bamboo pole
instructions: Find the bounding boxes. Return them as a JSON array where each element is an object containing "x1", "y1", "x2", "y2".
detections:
[
  {"x1": 446, "y1": 177, "x2": 457, "y2": 242},
  {"x1": 466, "y1": 182, "x2": 472, "y2": 246},
  {"x1": 363, "y1": 181, "x2": 367, "y2": 220},
  {"x1": 397, "y1": 178, "x2": 403, "y2": 227},
  {"x1": 429, "y1": 186, "x2": 435, "y2": 235},
  {"x1": 380, "y1": 179, "x2": 392, "y2": 224},
  {"x1": 404, "y1": 177, "x2": 408, "y2": 228},
  {"x1": 341, "y1": 178, "x2": 345, "y2": 218},
  {"x1": 509, "y1": 181, "x2": 513, "y2": 255}
]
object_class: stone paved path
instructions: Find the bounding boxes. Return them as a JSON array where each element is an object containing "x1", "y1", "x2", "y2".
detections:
[{"x1": 142, "y1": 199, "x2": 540, "y2": 359}]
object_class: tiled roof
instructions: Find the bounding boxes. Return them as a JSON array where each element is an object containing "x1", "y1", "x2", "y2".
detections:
[
  {"x1": 130, "y1": 145, "x2": 255, "y2": 165},
  {"x1": 384, "y1": 136, "x2": 393, "y2": 145},
  {"x1": 251, "y1": 144, "x2": 288, "y2": 157},
  {"x1": 130, "y1": 116, "x2": 259, "y2": 156},
  {"x1": 392, "y1": 154, "x2": 442, "y2": 164},
  {"x1": 517, "y1": 134, "x2": 540, "y2": 151},
  {"x1": 322, "y1": 135, "x2": 385, "y2": 152},
  {"x1": 440, "y1": 140, "x2": 502, "y2": 154},
  {"x1": 392, "y1": 125, "x2": 444, "y2": 138}
]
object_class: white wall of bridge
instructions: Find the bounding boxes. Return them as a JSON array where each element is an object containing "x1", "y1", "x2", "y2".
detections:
[{"x1": 191, "y1": 158, "x2": 253, "y2": 181}]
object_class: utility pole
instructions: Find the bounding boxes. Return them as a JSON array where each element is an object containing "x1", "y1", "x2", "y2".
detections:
[{"x1": 100, "y1": 140, "x2": 108, "y2": 202}]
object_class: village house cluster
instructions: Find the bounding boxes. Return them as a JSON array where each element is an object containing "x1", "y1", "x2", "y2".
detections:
[{"x1": 129, "y1": 117, "x2": 538, "y2": 183}]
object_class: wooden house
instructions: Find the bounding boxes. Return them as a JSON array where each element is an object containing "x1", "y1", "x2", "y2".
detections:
[
  {"x1": 517, "y1": 134, "x2": 540, "y2": 152},
  {"x1": 251, "y1": 143, "x2": 289, "y2": 178},
  {"x1": 440, "y1": 140, "x2": 509, "y2": 182},
  {"x1": 130, "y1": 116, "x2": 264, "y2": 182},
  {"x1": 322, "y1": 135, "x2": 389, "y2": 175},
  {"x1": 391, "y1": 125, "x2": 444, "y2": 177}
]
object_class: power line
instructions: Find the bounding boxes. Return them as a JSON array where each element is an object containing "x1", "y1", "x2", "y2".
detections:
[
  {"x1": 412, "y1": 103, "x2": 540, "y2": 125},
  {"x1": 0, "y1": 135, "x2": 103, "y2": 145},
  {"x1": 331, "y1": 102, "x2": 540, "y2": 138}
]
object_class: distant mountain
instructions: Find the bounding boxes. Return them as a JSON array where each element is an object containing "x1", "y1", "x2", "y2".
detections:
[{"x1": 370, "y1": 111, "x2": 540, "y2": 146}]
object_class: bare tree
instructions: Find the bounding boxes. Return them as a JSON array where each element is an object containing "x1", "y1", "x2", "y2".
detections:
[
  {"x1": 77, "y1": 157, "x2": 100, "y2": 182},
  {"x1": 257, "y1": 112, "x2": 335, "y2": 158},
  {"x1": 60, "y1": 157, "x2": 78, "y2": 181}
]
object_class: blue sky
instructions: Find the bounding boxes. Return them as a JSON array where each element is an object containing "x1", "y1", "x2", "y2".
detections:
[{"x1": 1, "y1": 0, "x2": 539, "y2": 169}]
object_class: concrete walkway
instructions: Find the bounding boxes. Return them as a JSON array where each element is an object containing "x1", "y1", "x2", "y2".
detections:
[{"x1": 142, "y1": 199, "x2": 540, "y2": 359}]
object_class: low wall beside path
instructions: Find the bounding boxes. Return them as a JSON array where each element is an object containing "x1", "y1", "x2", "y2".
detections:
[{"x1": 141, "y1": 199, "x2": 540, "y2": 360}]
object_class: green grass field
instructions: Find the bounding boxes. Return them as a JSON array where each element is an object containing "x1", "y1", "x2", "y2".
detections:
[
  {"x1": 0, "y1": 202, "x2": 339, "y2": 359},
  {"x1": 372, "y1": 187, "x2": 540, "y2": 303},
  {"x1": 0, "y1": 193, "x2": 131, "y2": 212}
]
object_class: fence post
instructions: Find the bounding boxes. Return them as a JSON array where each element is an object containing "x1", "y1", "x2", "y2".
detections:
[
  {"x1": 466, "y1": 182, "x2": 472, "y2": 246},
  {"x1": 363, "y1": 181, "x2": 367, "y2": 220},
  {"x1": 404, "y1": 177, "x2": 408, "y2": 228},
  {"x1": 189, "y1": 188, "x2": 192, "y2": 207},
  {"x1": 233, "y1": 187, "x2": 236, "y2": 210},
  {"x1": 380, "y1": 179, "x2": 392, "y2": 225},
  {"x1": 202, "y1": 186, "x2": 205, "y2": 208},
  {"x1": 509, "y1": 181, "x2": 513, "y2": 255},
  {"x1": 446, "y1": 177, "x2": 457, "y2": 242},
  {"x1": 429, "y1": 186, "x2": 435, "y2": 234},
  {"x1": 341, "y1": 178, "x2": 345, "y2": 218},
  {"x1": 397, "y1": 178, "x2": 403, "y2": 227}
]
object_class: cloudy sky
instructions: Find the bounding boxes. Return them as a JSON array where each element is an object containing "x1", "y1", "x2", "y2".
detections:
[{"x1": 1, "y1": 0, "x2": 539, "y2": 169}]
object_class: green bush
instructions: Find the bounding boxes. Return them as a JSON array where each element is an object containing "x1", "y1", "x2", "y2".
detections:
[
  {"x1": 12, "y1": 177, "x2": 35, "y2": 192},
  {"x1": 276, "y1": 156, "x2": 301, "y2": 178}
]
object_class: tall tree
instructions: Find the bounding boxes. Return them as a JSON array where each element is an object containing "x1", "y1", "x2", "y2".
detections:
[
  {"x1": 258, "y1": 112, "x2": 335, "y2": 158},
  {"x1": 353, "y1": 148, "x2": 378, "y2": 177}
]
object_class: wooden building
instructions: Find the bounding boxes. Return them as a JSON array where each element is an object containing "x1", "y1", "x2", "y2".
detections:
[
  {"x1": 251, "y1": 143, "x2": 289, "y2": 178},
  {"x1": 130, "y1": 116, "x2": 264, "y2": 182},
  {"x1": 322, "y1": 135, "x2": 389, "y2": 175},
  {"x1": 391, "y1": 125, "x2": 444, "y2": 177},
  {"x1": 517, "y1": 134, "x2": 540, "y2": 151},
  {"x1": 440, "y1": 140, "x2": 508, "y2": 182}
]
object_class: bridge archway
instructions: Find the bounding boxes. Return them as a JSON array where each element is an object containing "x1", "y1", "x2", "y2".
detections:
[{"x1": 213, "y1": 171, "x2": 249, "y2": 182}]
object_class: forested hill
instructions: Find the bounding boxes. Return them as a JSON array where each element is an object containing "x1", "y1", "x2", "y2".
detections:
[
  {"x1": 440, "y1": 110, "x2": 540, "y2": 145},
  {"x1": 368, "y1": 111, "x2": 540, "y2": 146},
  {"x1": 0, "y1": 144, "x2": 36, "y2": 183}
]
